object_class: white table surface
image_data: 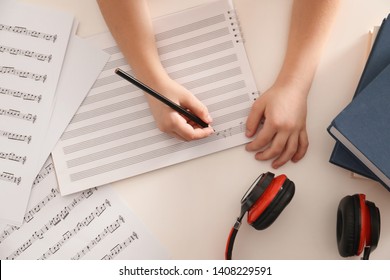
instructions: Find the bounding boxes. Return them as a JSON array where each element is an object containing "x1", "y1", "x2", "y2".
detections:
[{"x1": 24, "y1": 0, "x2": 390, "y2": 260}]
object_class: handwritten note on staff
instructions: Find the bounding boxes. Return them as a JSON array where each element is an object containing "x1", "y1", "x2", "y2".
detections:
[
  {"x1": 0, "y1": 0, "x2": 74, "y2": 225},
  {"x1": 0, "y1": 157, "x2": 169, "y2": 260}
]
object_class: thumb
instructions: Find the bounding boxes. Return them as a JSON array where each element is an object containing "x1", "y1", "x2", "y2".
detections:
[{"x1": 246, "y1": 99, "x2": 265, "y2": 137}]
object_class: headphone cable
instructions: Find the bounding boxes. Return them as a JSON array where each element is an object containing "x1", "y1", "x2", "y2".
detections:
[{"x1": 225, "y1": 217, "x2": 243, "y2": 260}]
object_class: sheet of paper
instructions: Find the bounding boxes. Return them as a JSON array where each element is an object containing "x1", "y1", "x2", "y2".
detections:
[
  {"x1": 38, "y1": 35, "x2": 110, "y2": 168},
  {"x1": 0, "y1": 0, "x2": 74, "y2": 225},
  {"x1": 0, "y1": 156, "x2": 169, "y2": 260},
  {"x1": 52, "y1": 0, "x2": 259, "y2": 195},
  {"x1": 0, "y1": 31, "x2": 109, "y2": 225}
]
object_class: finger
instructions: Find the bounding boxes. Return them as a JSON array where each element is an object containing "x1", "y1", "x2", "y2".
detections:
[
  {"x1": 180, "y1": 94, "x2": 212, "y2": 124},
  {"x1": 192, "y1": 126, "x2": 214, "y2": 140},
  {"x1": 186, "y1": 118, "x2": 214, "y2": 132},
  {"x1": 173, "y1": 116, "x2": 214, "y2": 141},
  {"x1": 176, "y1": 126, "x2": 214, "y2": 141},
  {"x1": 292, "y1": 130, "x2": 309, "y2": 162},
  {"x1": 271, "y1": 133, "x2": 299, "y2": 168},
  {"x1": 169, "y1": 131, "x2": 186, "y2": 141},
  {"x1": 245, "y1": 121, "x2": 276, "y2": 152},
  {"x1": 254, "y1": 132, "x2": 289, "y2": 161},
  {"x1": 245, "y1": 100, "x2": 265, "y2": 137}
]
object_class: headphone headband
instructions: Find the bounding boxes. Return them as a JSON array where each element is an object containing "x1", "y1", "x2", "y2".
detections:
[{"x1": 240, "y1": 172, "x2": 274, "y2": 217}]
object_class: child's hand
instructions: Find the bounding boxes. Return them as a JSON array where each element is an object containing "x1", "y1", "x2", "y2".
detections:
[
  {"x1": 245, "y1": 81, "x2": 309, "y2": 168},
  {"x1": 146, "y1": 77, "x2": 214, "y2": 141}
]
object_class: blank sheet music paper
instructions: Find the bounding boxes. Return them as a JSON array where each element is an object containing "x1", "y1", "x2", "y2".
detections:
[
  {"x1": 0, "y1": 1, "x2": 74, "y2": 225},
  {"x1": 52, "y1": 0, "x2": 259, "y2": 195}
]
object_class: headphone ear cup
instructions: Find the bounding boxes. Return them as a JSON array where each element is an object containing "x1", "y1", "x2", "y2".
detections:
[
  {"x1": 250, "y1": 177, "x2": 295, "y2": 230},
  {"x1": 366, "y1": 200, "x2": 380, "y2": 251},
  {"x1": 336, "y1": 195, "x2": 361, "y2": 257}
]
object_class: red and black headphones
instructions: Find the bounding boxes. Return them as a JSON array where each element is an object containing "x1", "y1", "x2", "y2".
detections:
[
  {"x1": 337, "y1": 194, "x2": 380, "y2": 260},
  {"x1": 225, "y1": 172, "x2": 295, "y2": 260},
  {"x1": 225, "y1": 172, "x2": 381, "y2": 260}
]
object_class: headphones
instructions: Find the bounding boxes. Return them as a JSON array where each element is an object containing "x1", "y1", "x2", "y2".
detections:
[
  {"x1": 225, "y1": 172, "x2": 381, "y2": 260},
  {"x1": 225, "y1": 172, "x2": 295, "y2": 260},
  {"x1": 337, "y1": 194, "x2": 380, "y2": 260}
]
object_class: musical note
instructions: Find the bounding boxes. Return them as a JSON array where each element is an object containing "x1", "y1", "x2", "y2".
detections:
[
  {"x1": 212, "y1": 123, "x2": 247, "y2": 140},
  {"x1": 0, "y1": 171, "x2": 21, "y2": 185},
  {"x1": 0, "y1": 152, "x2": 27, "y2": 165},
  {"x1": 0, "y1": 176, "x2": 168, "y2": 260},
  {"x1": 23, "y1": 188, "x2": 59, "y2": 223},
  {"x1": 32, "y1": 230, "x2": 44, "y2": 240},
  {"x1": 0, "y1": 225, "x2": 19, "y2": 244},
  {"x1": 37, "y1": 199, "x2": 111, "y2": 260},
  {"x1": 62, "y1": 231, "x2": 73, "y2": 240},
  {"x1": 0, "y1": 86, "x2": 42, "y2": 103},
  {"x1": 20, "y1": 239, "x2": 33, "y2": 253},
  {"x1": 251, "y1": 91, "x2": 260, "y2": 101},
  {"x1": 6, "y1": 191, "x2": 100, "y2": 260},
  {"x1": 215, "y1": 127, "x2": 232, "y2": 138},
  {"x1": 0, "y1": 108, "x2": 37, "y2": 123},
  {"x1": 71, "y1": 216, "x2": 125, "y2": 260},
  {"x1": 0, "y1": 45, "x2": 52, "y2": 62},
  {"x1": 32, "y1": 162, "x2": 54, "y2": 188},
  {"x1": 95, "y1": 199, "x2": 111, "y2": 216},
  {"x1": 0, "y1": 66, "x2": 47, "y2": 82},
  {"x1": 0, "y1": 130, "x2": 31, "y2": 144},
  {"x1": 0, "y1": 24, "x2": 57, "y2": 42},
  {"x1": 101, "y1": 232, "x2": 139, "y2": 260},
  {"x1": 59, "y1": 208, "x2": 69, "y2": 220},
  {"x1": 6, "y1": 189, "x2": 101, "y2": 260}
]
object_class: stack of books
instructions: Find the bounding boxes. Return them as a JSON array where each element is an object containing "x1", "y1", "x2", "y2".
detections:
[{"x1": 327, "y1": 14, "x2": 390, "y2": 191}]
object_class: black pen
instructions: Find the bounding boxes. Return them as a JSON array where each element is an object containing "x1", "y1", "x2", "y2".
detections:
[{"x1": 115, "y1": 68, "x2": 209, "y2": 128}]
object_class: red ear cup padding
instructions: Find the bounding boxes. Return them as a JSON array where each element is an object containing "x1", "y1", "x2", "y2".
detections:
[
  {"x1": 247, "y1": 175, "x2": 286, "y2": 224},
  {"x1": 357, "y1": 194, "x2": 369, "y2": 255},
  {"x1": 247, "y1": 175, "x2": 295, "y2": 230}
]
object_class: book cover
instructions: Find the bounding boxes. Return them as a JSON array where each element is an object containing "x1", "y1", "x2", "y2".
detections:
[
  {"x1": 328, "y1": 63, "x2": 390, "y2": 191},
  {"x1": 329, "y1": 15, "x2": 390, "y2": 179}
]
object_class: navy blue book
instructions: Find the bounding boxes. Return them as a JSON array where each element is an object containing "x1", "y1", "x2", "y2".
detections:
[
  {"x1": 328, "y1": 63, "x2": 390, "y2": 191},
  {"x1": 329, "y1": 14, "x2": 390, "y2": 180}
]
